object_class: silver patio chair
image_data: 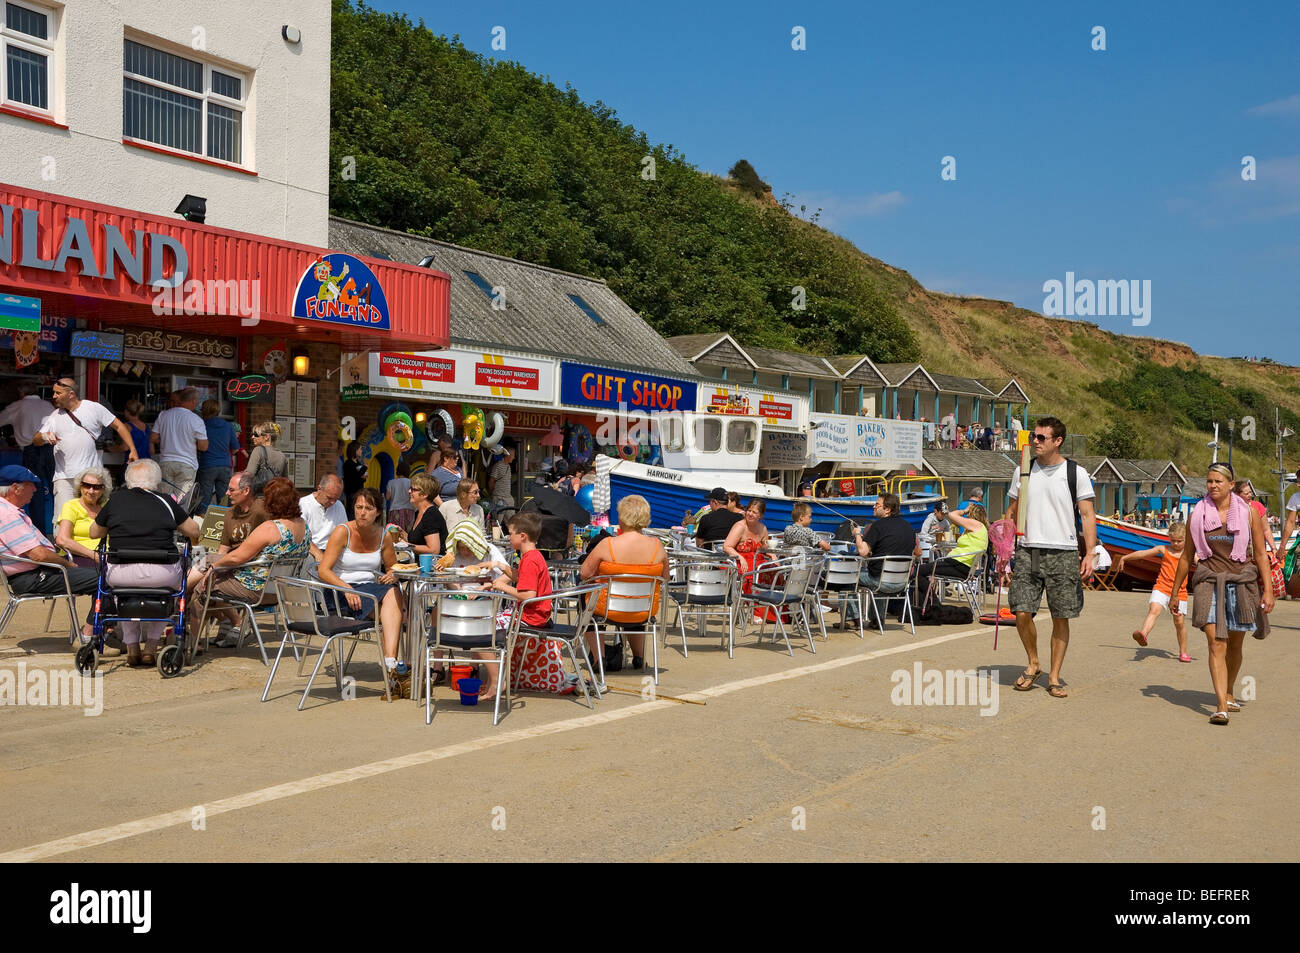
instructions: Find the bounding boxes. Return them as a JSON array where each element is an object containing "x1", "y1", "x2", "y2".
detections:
[
  {"x1": 666, "y1": 557, "x2": 739, "y2": 657},
  {"x1": 815, "y1": 552, "x2": 866, "y2": 638},
  {"x1": 261, "y1": 577, "x2": 388, "y2": 708},
  {"x1": 590, "y1": 573, "x2": 668, "y2": 685},
  {"x1": 735, "y1": 553, "x2": 822, "y2": 656},
  {"x1": 195, "y1": 554, "x2": 308, "y2": 665},
  {"x1": 920, "y1": 551, "x2": 987, "y2": 618},
  {"x1": 0, "y1": 554, "x2": 82, "y2": 644},
  {"x1": 507, "y1": 581, "x2": 608, "y2": 712},
  {"x1": 861, "y1": 555, "x2": 918, "y2": 637},
  {"x1": 421, "y1": 588, "x2": 511, "y2": 726}
]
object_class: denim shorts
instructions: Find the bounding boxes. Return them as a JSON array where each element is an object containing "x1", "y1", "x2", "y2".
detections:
[
  {"x1": 1200, "y1": 585, "x2": 1256, "y2": 638},
  {"x1": 341, "y1": 581, "x2": 397, "y2": 619}
]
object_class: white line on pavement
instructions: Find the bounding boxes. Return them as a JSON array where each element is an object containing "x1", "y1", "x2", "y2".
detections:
[{"x1": 0, "y1": 623, "x2": 996, "y2": 862}]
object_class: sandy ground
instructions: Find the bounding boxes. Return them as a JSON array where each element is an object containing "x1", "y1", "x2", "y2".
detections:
[{"x1": 1, "y1": 586, "x2": 1296, "y2": 862}]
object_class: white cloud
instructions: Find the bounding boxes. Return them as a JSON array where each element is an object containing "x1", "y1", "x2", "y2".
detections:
[
  {"x1": 1166, "y1": 153, "x2": 1300, "y2": 225},
  {"x1": 784, "y1": 189, "x2": 906, "y2": 227},
  {"x1": 1247, "y1": 94, "x2": 1300, "y2": 117}
]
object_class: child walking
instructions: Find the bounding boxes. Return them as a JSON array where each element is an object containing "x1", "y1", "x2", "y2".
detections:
[{"x1": 1118, "y1": 522, "x2": 1190, "y2": 662}]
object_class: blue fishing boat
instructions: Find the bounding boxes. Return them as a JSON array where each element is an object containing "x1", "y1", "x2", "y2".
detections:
[{"x1": 606, "y1": 412, "x2": 942, "y2": 533}]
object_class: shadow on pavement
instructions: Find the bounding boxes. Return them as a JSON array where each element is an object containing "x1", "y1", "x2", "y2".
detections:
[{"x1": 1141, "y1": 683, "x2": 1215, "y2": 714}]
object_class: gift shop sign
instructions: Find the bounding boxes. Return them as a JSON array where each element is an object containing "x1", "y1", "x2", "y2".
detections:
[
  {"x1": 370, "y1": 348, "x2": 555, "y2": 402},
  {"x1": 560, "y1": 362, "x2": 696, "y2": 413}
]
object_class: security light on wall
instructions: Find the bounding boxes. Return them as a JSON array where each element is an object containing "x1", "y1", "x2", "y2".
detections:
[
  {"x1": 282, "y1": 25, "x2": 301, "y2": 44},
  {"x1": 175, "y1": 195, "x2": 207, "y2": 224},
  {"x1": 417, "y1": 255, "x2": 437, "y2": 268}
]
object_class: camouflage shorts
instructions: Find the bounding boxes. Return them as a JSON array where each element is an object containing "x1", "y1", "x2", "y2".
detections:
[{"x1": 1009, "y1": 546, "x2": 1084, "y2": 619}]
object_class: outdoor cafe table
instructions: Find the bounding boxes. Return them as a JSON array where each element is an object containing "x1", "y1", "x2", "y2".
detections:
[{"x1": 391, "y1": 567, "x2": 496, "y2": 704}]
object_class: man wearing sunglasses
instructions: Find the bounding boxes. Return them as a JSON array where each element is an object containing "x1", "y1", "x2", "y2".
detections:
[
  {"x1": 33, "y1": 378, "x2": 136, "y2": 521},
  {"x1": 1004, "y1": 417, "x2": 1097, "y2": 698}
]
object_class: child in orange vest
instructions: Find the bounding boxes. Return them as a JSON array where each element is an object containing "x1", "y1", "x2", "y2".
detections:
[{"x1": 1117, "y1": 522, "x2": 1190, "y2": 662}]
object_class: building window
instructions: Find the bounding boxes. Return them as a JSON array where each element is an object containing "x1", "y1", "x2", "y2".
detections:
[
  {"x1": 2, "y1": 1, "x2": 54, "y2": 113},
  {"x1": 122, "y1": 37, "x2": 247, "y2": 165},
  {"x1": 462, "y1": 270, "x2": 496, "y2": 299},
  {"x1": 567, "y1": 293, "x2": 607, "y2": 327}
]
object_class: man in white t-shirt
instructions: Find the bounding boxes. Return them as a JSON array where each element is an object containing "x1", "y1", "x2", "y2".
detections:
[
  {"x1": 150, "y1": 387, "x2": 209, "y2": 498},
  {"x1": 299, "y1": 474, "x2": 346, "y2": 561},
  {"x1": 1004, "y1": 416, "x2": 1097, "y2": 699},
  {"x1": 33, "y1": 377, "x2": 136, "y2": 519}
]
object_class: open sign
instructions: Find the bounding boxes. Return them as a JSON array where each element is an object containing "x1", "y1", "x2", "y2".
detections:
[{"x1": 225, "y1": 374, "x2": 275, "y2": 402}]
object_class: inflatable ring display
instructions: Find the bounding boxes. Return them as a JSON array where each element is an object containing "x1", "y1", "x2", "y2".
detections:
[
  {"x1": 481, "y1": 411, "x2": 505, "y2": 449},
  {"x1": 618, "y1": 441, "x2": 638, "y2": 461},
  {"x1": 462, "y1": 404, "x2": 486, "y2": 450},
  {"x1": 568, "y1": 423, "x2": 594, "y2": 463},
  {"x1": 426, "y1": 409, "x2": 454, "y2": 444}
]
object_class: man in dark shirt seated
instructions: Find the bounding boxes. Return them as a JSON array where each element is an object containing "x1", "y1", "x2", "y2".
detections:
[
  {"x1": 848, "y1": 492, "x2": 920, "y2": 621},
  {"x1": 695, "y1": 487, "x2": 743, "y2": 543}
]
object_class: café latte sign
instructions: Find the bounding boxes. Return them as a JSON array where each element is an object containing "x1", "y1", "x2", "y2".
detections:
[{"x1": 123, "y1": 328, "x2": 237, "y2": 369}]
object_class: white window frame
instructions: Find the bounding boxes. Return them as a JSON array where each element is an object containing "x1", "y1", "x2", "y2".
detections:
[
  {"x1": 692, "y1": 417, "x2": 722, "y2": 454},
  {"x1": 726, "y1": 420, "x2": 757, "y2": 454},
  {"x1": 1, "y1": 0, "x2": 57, "y2": 118},
  {"x1": 121, "y1": 34, "x2": 249, "y2": 167}
]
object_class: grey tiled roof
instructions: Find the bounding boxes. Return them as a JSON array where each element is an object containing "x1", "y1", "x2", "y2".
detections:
[
  {"x1": 740, "y1": 344, "x2": 839, "y2": 379},
  {"x1": 927, "y1": 372, "x2": 996, "y2": 397},
  {"x1": 1109, "y1": 458, "x2": 1157, "y2": 483},
  {"x1": 923, "y1": 449, "x2": 1020, "y2": 480},
  {"x1": 875, "y1": 363, "x2": 926, "y2": 386},
  {"x1": 1071, "y1": 456, "x2": 1125, "y2": 482},
  {"x1": 1134, "y1": 459, "x2": 1186, "y2": 485},
  {"x1": 329, "y1": 218, "x2": 696, "y2": 377}
]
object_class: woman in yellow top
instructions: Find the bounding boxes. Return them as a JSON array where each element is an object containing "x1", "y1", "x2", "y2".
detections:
[
  {"x1": 914, "y1": 503, "x2": 989, "y2": 600},
  {"x1": 580, "y1": 495, "x2": 668, "y2": 672},
  {"x1": 56, "y1": 466, "x2": 113, "y2": 566}
]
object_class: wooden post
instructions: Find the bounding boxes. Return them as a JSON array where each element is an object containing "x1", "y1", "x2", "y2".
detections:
[{"x1": 1017, "y1": 444, "x2": 1031, "y2": 536}]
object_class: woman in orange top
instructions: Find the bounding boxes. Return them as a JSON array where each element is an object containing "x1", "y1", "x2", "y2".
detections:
[
  {"x1": 580, "y1": 494, "x2": 668, "y2": 671},
  {"x1": 1117, "y1": 522, "x2": 1190, "y2": 662}
]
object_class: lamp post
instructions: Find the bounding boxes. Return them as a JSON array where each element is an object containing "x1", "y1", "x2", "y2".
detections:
[{"x1": 1228, "y1": 418, "x2": 1235, "y2": 469}]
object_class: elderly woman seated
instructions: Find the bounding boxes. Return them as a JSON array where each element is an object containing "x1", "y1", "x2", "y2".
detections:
[
  {"x1": 89, "y1": 460, "x2": 200, "y2": 666},
  {"x1": 57, "y1": 466, "x2": 113, "y2": 566},
  {"x1": 579, "y1": 495, "x2": 668, "y2": 672},
  {"x1": 196, "y1": 477, "x2": 310, "y2": 649}
]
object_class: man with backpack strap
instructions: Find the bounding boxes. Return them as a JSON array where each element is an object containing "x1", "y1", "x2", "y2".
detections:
[{"x1": 1004, "y1": 417, "x2": 1097, "y2": 698}]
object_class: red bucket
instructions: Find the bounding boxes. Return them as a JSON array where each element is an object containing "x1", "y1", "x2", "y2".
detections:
[{"x1": 449, "y1": 664, "x2": 475, "y2": 692}]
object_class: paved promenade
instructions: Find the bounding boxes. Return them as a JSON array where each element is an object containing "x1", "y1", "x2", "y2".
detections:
[{"x1": 2, "y1": 589, "x2": 1296, "y2": 862}]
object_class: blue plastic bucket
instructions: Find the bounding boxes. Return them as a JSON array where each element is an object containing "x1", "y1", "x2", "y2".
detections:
[{"x1": 458, "y1": 677, "x2": 482, "y2": 705}]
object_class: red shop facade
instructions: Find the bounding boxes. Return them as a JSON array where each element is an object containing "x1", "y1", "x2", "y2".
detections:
[{"x1": 0, "y1": 182, "x2": 450, "y2": 488}]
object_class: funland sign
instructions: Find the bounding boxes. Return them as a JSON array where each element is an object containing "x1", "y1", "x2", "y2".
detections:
[{"x1": 291, "y1": 253, "x2": 390, "y2": 330}]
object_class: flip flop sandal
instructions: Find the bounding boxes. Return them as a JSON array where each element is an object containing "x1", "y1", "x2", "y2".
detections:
[
  {"x1": 1209, "y1": 711, "x2": 1229, "y2": 725},
  {"x1": 1013, "y1": 669, "x2": 1041, "y2": 692},
  {"x1": 1047, "y1": 683, "x2": 1068, "y2": 698},
  {"x1": 1132, "y1": 630, "x2": 1148, "y2": 647},
  {"x1": 1226, "y1": 700, "x2": 1242, "y2": 712},
  {"x1": 1178, "y1": 654, "x2": 1192, "y2": 662}
]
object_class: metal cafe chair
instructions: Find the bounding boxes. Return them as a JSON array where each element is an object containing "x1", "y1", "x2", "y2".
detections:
[
  {"x1": 589, "y1": 573, "x2": 667, "y2": 685},
  {"x1": 920, "y1": 551, "x2": 987, "y2": 618},
  {"x1": 666, "y1": 557, "x2": 739, "y2": 657},
  {"x1": 0, "y1": 554, "x2": 82, "y2": 644},
  {"x1": 735, "y1": 553, "x2": 822, "y2": 656},
  {"x1": 507, "y1": 581, "x2": 608, "y2": 711},
  {"x1": 420, "y1": 588, "x2": 511, "y2": 726},
  {"x1": 262, "y1": 577, "x2": 388, "y2": 708},
  {"x1": 194, "y1": 554, "x2": 308, "y2": 665},
  {"x1": 861, "y1": 555, "x2": 917, "y2": 637},
  {"x1": 815, "y1": 552, "x2": 866, "y2": 639}
]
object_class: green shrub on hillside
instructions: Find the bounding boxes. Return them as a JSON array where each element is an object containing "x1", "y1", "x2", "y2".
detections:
[{"x1": 329, "y1": 0, "x2": 918, "y2": 362}]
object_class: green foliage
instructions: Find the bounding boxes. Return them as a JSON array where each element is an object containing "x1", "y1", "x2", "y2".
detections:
[
  {"x1": 1092, "y1": 420, "x2": 1145, "y2": 459},
  {"x1": 727, "y1": 159, "x2": 769, "y2": 197},
  {"x1": 1088, "y1": 362, "x2": 1300, "y2": 442},
  {"x1": 329, "y1": 0, "x2": 918, "y2": 362}
]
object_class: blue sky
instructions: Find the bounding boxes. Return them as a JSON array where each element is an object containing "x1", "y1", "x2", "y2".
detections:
[{"x1": 377, "y1": 0, "x2": 1300, "y2": 361}]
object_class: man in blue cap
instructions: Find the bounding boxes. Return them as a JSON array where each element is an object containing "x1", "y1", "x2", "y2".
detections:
[{"x1": 0, "y1": 464, "x2": 99, "y2": 641}]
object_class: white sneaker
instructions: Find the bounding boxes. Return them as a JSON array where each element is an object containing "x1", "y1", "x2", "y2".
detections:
[{"x1": 213, "y1": 621, "x2": 240, "y2": 648}]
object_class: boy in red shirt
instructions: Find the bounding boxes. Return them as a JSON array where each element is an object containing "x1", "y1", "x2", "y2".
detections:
[{"x1": 492, "y1": 511, "x2": 553, "y2": 628}]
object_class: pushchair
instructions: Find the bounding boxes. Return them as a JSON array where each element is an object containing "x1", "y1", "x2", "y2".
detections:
[{"x1": 75, "y1": 542, "x2": 193, "y2": 678}]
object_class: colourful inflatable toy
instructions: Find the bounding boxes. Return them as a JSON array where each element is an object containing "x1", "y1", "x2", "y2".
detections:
[
  {"x1": 461, "y1": 404, "x2": 486, "y2": 450},
  {"x1": 568, "y1": 423, "x2": 594, "y2": 464}
]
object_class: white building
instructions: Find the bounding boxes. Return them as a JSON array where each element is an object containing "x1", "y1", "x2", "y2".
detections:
[{"x1": 1, "y1": 0, "x2": 330, "y2": 246}]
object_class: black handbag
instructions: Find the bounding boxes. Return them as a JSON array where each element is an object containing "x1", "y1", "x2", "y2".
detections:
[{"x1": 64, "y1": 408, "x2": 116, "y2": 450}]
